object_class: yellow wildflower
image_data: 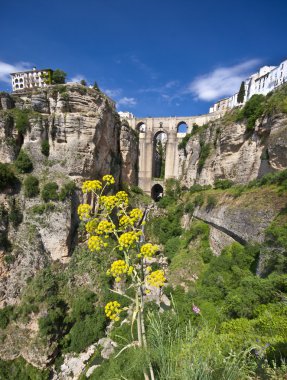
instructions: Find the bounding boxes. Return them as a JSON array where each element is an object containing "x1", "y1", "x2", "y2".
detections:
[
  {"x1": 146, "y1": 270, "x2": 166, "y2": 288},
  {"x1": 102, "y1": 174, "x2": 115, "y2": 185},
  {"x1": 96, "y1": 220, "x2": 115, "y2": 235},
  {"x1": 118, "y1": 231, "x2": 141, "y2": 249},
  {"x1": 85, "y1": 218, "x2": 98, "y2": 234},
  {"x1": 82, "y1": 180, "x2": 102, "y2": 193},
  {"x1": 115, "y1": 191, "x2": 129, "y2": 207},
  {"x1": 139, "y1": 243, "x2": 159, "y2": 258},
  {"x1": 77, "y1": 203, "x2": 92, "y2": 220},
  {"x1": 105, "y1": 301, "x2": 122, "y2": 321},
  {"x1": 119, "y1": 215, "x2": 132, "y2": 229},
  {"x1": 88, "y1": 236, "x2": 107, "y2": 252},
  {"x1": 107, "y1": 260, "x2": 133, "y2": 281},
  {"x1": 129, "y1": 208, "x2": 143, "y2": 224},
  {"x1": 99, "y1": 195, "x2": 118, "y2": 212}
]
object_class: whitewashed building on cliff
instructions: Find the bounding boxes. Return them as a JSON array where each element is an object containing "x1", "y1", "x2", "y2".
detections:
[
  {"x1": 10, "y1": 67, "x2": 52, "y2": 92},
  {"x1": 209, "y1": 58, "x2": 287, "y2": 113}
]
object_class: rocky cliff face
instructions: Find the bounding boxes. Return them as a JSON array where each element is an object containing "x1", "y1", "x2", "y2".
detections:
[
  {"x1": 0, "y1": 84, "x2": 138, "y2": 307},
  {"x1": 179, "y1": 113, "x2": 287, "y2": 187}
]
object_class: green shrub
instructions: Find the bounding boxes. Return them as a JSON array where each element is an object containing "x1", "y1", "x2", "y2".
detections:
[
  {"x1": 14, "y1": 150, "x2": 33, "y2": 173},
  {"x1": 0, "y1": 306, "x2": 14, "y2": 329},
  {"x1": 206, "y1": 195, "x2": 217, "y2": 209},
  {"x1": 58, "y1": 181, "x2": 76, "y2": 201},
  {"x1": 178, "y1": 133, "x2": 191, "y2": 150},
  {"x1": 189, "y1": 184, "x2": 212, "y2": 193},
  {"x1": 214, "y1": 179, "x2": 234, "y2": 189},
  {"x1": 0, "y1": 163, "x2": 17, "y2": 191},
  {"x1": 41, "y1": 139, "x2": 50, "y2": 157},
  {"x1": 194, "y1": 193, "x2": 204, "y2": 207},
  {"x1": 164, "y1": 237, "x2": 181, "y2": 260},
  {"x1": 24, "y1": 175, "x2": 39, "y2": 198},
  {"x1": 0, "y1": 357, "x2": 49, "y2": 380},
  {"x1": 198, "y1": 142, "x2": 211, "y2": 173},
  {"x1": 236, "y1": 94, "x2": 266, "y2": 131},
  {"x1": 41, "y1": 182, "x2": 58, "y2": 202},
  {"x1": 30, "y1": 202, "x2": 55, "y2": 215},
  {"x1": 8, "y1": 198, "x2": 23, "y2": 227},
  {"x1": 15, "y1": 109, "x2": 29, "y2": 134},
  {"x1": 184, "y1": 202, "x2": 195, "y2": 214}
]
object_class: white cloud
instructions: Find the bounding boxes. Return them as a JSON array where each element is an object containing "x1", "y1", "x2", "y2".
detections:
[
  {"x1": 70, "y1": 74, "x2": 87, "y2": 83},
  {"x1": 187, "y1": 59, "x2": 261, "y2": 101},
  {"x1": 117, "y1": 97, "x2": 137, "y2": 106},
  {"x1": 0, "y1": 60, "x2": 32, "y2": 83},
  {"x1": 103, "y1": 88, "x2": 122, "y2": 98}
]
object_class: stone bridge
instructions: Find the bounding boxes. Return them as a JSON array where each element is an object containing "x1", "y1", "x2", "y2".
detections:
[{"x1": 120, "y1": 112, "x2": 223, "y2": 198}]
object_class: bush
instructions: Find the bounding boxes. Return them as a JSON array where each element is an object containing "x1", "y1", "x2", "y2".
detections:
[
  {"x1": 194, "y1": 193, "x2": 204, "y2": 207},
  {"x1": 214, "y1": 179, "x2": 234, "y2": 189},
  {"x1": 206, "y1": 195, "x2": 217, "y2": 209},
  {"x1": 0, "y1": 306, "x2": 14, "y2": 329},
  {"x1": 236, "y1": 94, "x2": 266, "y2": 131},
  {"x1": 0, "y1": 163, "x2": 17, "y2": 191},
  {"x1": 198, "y1": 142, "x2": 211, "y2": 173},
  {"x1": 8, "y1": 198, "x2": 23, "y2": 227},
  {"x1": 15, "y1": 109, "x2": 29, "y2": 134},
  {"x1": 178, "y1": 133, "x2": 191, "y2": 150},
  {"x1": 58, "y1": 181, "x2": 76, "y2": 201},
  {"x1": 41, "y1": 139, "x2": 50, "y2": 157},
  {"x1": 41, "y1": 182, "x2": 59, "y2": 202},
  {"x1": 14, "y1": 150, "x2": 33, "y2": 173},
  {"x1": 24, "y1": 175, "x2": 39, "y2": 198},
  {"x1": 30, "y1": 202, "x2": 55, "y2": 215}
]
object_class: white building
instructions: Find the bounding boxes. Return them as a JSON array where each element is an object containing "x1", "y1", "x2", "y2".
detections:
[
  {"x1": 209, "y1": 58, "x2": 287, "y2": 113},
  {"x1": 10, "y1": 67, "x2": 52, "y2": 92}
]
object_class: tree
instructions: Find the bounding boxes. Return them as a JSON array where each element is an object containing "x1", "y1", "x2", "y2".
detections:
[
  {"x1": 237, "y1": 81, "x2": 245, "y2": 104},
  {"x1": 52, "y1": 69, "x2": 67, "y2": 84},
  {"x1": 92, "y1": 81, "x2": 99, "y2": 90},
  {"x1": 80, "y1": 79, "x2": 87, "y2": 86}
]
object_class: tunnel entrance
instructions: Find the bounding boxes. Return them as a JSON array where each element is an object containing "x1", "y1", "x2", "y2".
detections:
[{"x1": 151, "y1": 184, "x2": 164, "y2": 201}]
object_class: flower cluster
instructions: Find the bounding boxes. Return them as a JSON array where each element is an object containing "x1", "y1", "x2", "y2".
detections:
[
  {"x1": 77, "y1": 204, "x2": 92, "y2": 220},
  {"x1": 119, "y1": 214, "x2": 133, "y2": 229},
  {"x1": 102, "y1": 174, "x2": 115, "y2": 185},
  {"x1": 146, "y1": 270, "x2": 166, "y2": 288},
  {"x1": 115, "y1": 191, "x2": 128, "y2": 207},
  {"x1": 119, "y1": 231, "x2": 142, "y2": 249},
  {"x1": 139, "y1": 243, "x2": 158, "y2": 258},
  {"x1": 82, "y1": 180, "x2": 102, "y2": 193},
  {"x1": 100, "y1": 195, "x2": 118, "y2": 212},
  {"x1": 107, "y1": 260, "x2": 133, "y2": 282},
  {"x1": 88, "y1": 235, "x2": 107, "y2": 252},
  {"x1": 129, "y1": 208, "x2": 143, "y2": 224},
  {"x1": 85, "y1": 218, "x2": 98, "y2": 234},
  {"x1": 105, "y1": 301, "x2": 122, "y2": 321},
  {"x1": 96, "y1": 220, "x2": 115, "y2": 236}
]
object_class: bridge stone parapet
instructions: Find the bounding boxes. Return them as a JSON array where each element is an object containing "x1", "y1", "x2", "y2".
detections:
[{"x1": 119, "y1": 111, "x2": 223, "y2": 194}]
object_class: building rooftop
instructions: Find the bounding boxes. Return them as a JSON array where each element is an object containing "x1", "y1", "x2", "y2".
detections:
[{"x1": 10, "y1": 68, "x2": 52, "y2": 75}]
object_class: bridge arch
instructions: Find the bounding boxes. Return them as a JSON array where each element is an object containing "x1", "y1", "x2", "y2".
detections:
[
  {"x1": 152, "y1": 131, "x2": 167, "y2": 179},
  {"x1": 151, "y1": 183, "x2": 163, "y2": 201},
  {"x1": 177, "y1": 121, "x2": 188, "y2": 133},
  {"x1": 136, "y1": 121, "x2": 146, "y2": 133},
  {"x1": 121, "y1": 118, "x2": 130, "y2": 128}
]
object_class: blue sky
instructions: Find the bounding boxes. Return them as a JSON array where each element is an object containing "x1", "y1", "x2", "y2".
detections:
[{"x1": 1, "y1": 0, "x2": 287, "y2": 117}]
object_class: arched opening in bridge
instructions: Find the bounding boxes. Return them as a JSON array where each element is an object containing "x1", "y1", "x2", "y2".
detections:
[
  {"x1": 177, "y1": 121, "x2": 188, "y2": 133},
  {"x1": 136, "y1": 122, "x2": 146, "y2": 133},
  {"x1": 151, "y1": 184, "x2": 163, "y2": 201},
  {"x1": 152, "y1": 131, "x2": 167, "y2": 179}
]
